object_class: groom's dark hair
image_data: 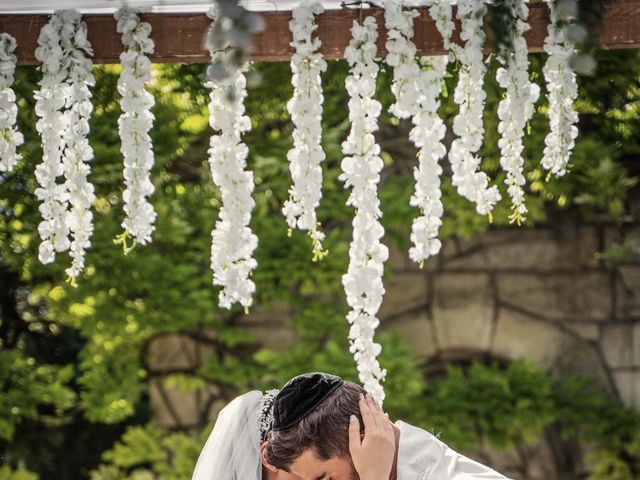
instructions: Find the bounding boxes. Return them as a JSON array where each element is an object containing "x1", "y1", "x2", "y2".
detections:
[{"x1": 265, "y1": 380, "x2": 365, "y2": 470}]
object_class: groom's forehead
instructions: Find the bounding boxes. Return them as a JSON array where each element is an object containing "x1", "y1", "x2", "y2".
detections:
[{"x1": 288, "y1": 449, "x2": 355, "y2": 480}]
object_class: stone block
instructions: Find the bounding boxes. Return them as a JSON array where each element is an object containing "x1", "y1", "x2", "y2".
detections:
[
  {"x1": 383, "y1": 312, "x2": 438, "y2": 358},
  {"x1": 635, "y1": 324, "x2": 640, "y2": 366},
  {"x1": 433, "y1": 272, "x2": 492, "y2": 308},
  {"x1": 443, "y1": 228, "x2": 579, "y2": 271},
  {"x1": 497, "y1": 272, "x2": 612, "y2": 321},
  {"x1": 548, "y1": 340, "x2": 613, "y2": 391},
  {"x1": 626, "y1": 225, "x2": 640, "y2": 245},
  {"x1": 564, "y1": 322, "x2": 600, "y2": 341},
  {"x1": 603, "y1": 226, "x2": 624, "y2": 253},
  {"x1": 491, "y1": 308, "x2": 610, "y2": 388},
  {"x1": 237, "y1": 303, "x2": 292, "y2": 327},
  {"x1": 440, "y1": 235, "x2": 491, "y2": 270},
  {"x1": 387, "y1": 238, "x2": 410, "y2": 270},
  {"x1": 481, "y1": 435, "x2": 571, "y2": 480},
  {"x1": 232, "y1": 304, "x2": 298, "y2": 350},
  {"x1": 379, "y1": 272, "x2": 429, "y2": 320},
  {"x1": 150, "y1": 378, "x2": 218, "y2": 428},
  {"x1": 613, "y1": 370, "x2": 640, "y2": 409},
  {"x1": 148, "y1": 334, "x2": 207, "y2": 371},
  {"x1": 386, "y1": 237, "x2": 441, "y2": 272},
  {"x1": 577, "y1": 226, "x2": 601, "y2": 268},
  {"x1": 432, "y1": 273, "x2": 494, "y2": 352},
  {"x1": 492, "y1": 309, "x2": 567, "y2": 369},
  {"x1": 601, "y1": 324, "x2": 637, "y2": 368},
  {"x1": 615, "y1": 266, "x2": 640, "y2": 318},
  {"x1": 242, "y1": 325, "x2": 297, "y2": 351}
]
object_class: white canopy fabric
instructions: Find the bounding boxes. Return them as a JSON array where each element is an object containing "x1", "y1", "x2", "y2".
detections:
[{"x1": 0, "y1": 0, "x2": 345, "y2": 13}]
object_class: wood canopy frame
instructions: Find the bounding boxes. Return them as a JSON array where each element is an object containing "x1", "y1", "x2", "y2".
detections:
[{"x1": 3, "y1": 0, "x2": 640, "y2": 65}]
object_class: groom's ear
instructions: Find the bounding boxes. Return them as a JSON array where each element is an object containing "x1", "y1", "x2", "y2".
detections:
[{"x1": 261, "y1": 441, "x2": 279, "y2": 474}]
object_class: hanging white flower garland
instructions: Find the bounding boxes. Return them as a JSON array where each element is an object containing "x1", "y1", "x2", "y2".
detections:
[
  {"x1": 0, "y1": 33, "x2": 23, "y2": 173},
  {"x1": 341, "y1": 16, "x2": 388, "y2": 404},
  {"x1": 384, "y1": 0, "x2": 450, "y2": 266},
  {"x1": 496, "y1": 0, "x2": 540, "y2": 224},
  {"x1": 206, "y1": 12, "x2": 258, "y2": 311},
  {"x1": 34, "y1": 10, "x2": 95, "y2": 281},
  {"x1": 449, "y1": 0, "x2": 501, "y2": 217},
  {"x1": 542, "y1": 0, "x2": 579, "y2": 177},
  {"x1": 283, "y1": 0, "x2": 328, "y2": 261},
  {"x1": 408, "y1": 1, "x2": 455, "y2": 266},
  {"x1": 384, "y1": 0, "x2": 420, "y2": 120},
  {"x1": 115, "y1": 7, "x2": 157, "y2": 248}
]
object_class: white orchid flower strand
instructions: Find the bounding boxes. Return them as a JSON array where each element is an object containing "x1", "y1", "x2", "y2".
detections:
[
  {"x1": 542, "y1": 0, "x2": 579, "y2": 177},
  {"x1": 341, "y1": 16, "x2": 388, "y2": 405},
  {"x1": 496, "y1": 0, "x2": 540, "y2": 225},
  {"x1": 0, "y1": 33, "x2": 23, "y2": 173},
  {"x1": 283, "y1": 0, "x2": 328, "y2": 261},
  {"x1": 115, "y1": 7, "x2": 157, "y2": 249},
  {"x1": 384, "y1": 0, "x2": 420, "y2": 120},
  {"x1": 413, "y1": 1, "x2": 453, "y2": 266},
  {"x1": 34, "y1": 10, "x2": 95, "y2": 282},
  {"x1": 449, "y1": 0, "x2": 501, "y2": 217},
  {"x1": 60, "y1": 11, "x2": 95, "y2": 281},
  {"x1": 206, "y1": 20, "x2": 258, "y2": 311},
  {"x1": 34, "y1": 12, "x2": 69, "y2": 267},
  {"x1": 384, "y1": 0, "x2": 453, "y2": 266},
  {"x1": 407, "y1": 55, "x2": 449, "y2": 267}
]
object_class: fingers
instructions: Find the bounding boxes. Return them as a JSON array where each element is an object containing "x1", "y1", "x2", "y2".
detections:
[
  {"x1": 383, "y1": 412, "x2": 395, "y2": 436},
  {"x1": 369, "y1": 395, "x2": 388, "y2": 429},
  {"x1": 348, "y1": 414, "x2": 361, "y2": 455},
  {"x1": 359, "y1": 393, "x2": 378, "y2": 432},
  {"x1": 368, "y1": 396, "x2": 394, "y2": 438}
]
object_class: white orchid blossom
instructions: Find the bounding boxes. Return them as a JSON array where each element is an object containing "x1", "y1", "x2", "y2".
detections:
[
  {"x1": 542, "y1": 0, "x2": 579, "y2": 177},
  {"x1": 449, "y1": 0, "x2": 501, "y2": 216},
  {"x1": 385, "y1": 0, "x2": 454, "y2": 265},
  {"x1": 283, "y1": 0, "x2": 328, "y2": 260},
  {"x1": 341, "y1": 16, "x2": 388, "y2": 404},
  {"x1": 206, "y1": 19, "x2": 258, "y2": 310},
  {"x1": 34, "y1": 9, "x2": 95, "y2": 281},
  {"x1": 115, "y1": 7, "x2": 157, "y2": 248},
  {"x1": 0, "y1": 33, "x2": 23, "y2": 173},
  {"x1": 496, "y1": 0, "x2": 540, "y2": 224}
]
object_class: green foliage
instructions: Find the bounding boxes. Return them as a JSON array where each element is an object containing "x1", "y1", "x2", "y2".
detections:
[
  {"x1": 0, "y1": 350, "x2": 75, "y2": 441},
  {"x1": 89, "y1": 426, "x2": 202, "y2": 480},
  {"x1": 0, "y1": 467, "x2": 38, "y2": 480},
  {"x1": 422, "y1": 361, "x2": 556, "y2": 450}
]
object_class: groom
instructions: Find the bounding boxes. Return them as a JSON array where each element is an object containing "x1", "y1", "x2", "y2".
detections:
[{"x1": 261, "y1": 372, "x2": 509, "y2": 480}]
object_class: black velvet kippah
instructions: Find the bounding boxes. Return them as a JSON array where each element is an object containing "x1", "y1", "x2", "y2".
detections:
[{"x1": 272, "y1": 372, "x2": 344, "y2": 431}]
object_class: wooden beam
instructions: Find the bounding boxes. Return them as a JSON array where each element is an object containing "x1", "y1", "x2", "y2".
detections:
[{"x1": 4, "y1": 0, "x2": 640, "y2": 66}]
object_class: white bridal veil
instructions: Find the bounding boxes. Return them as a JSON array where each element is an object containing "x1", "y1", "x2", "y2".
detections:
[{"x1": 192, "y1": 390, "x2": 264, "y2": 480}]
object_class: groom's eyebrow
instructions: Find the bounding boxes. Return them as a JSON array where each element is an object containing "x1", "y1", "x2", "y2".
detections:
[{"x1": 313, "y1": 475, "x2": 328, "y2": 480}]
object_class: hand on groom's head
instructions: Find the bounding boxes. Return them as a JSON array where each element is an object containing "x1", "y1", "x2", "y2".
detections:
[{"x1": 348, "y1": 394, "x2": 396, "y2": 480}]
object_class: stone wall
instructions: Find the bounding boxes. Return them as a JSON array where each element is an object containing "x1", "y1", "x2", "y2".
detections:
[
  {"x1": 148, "y1": 219, "x2": 639, "y2": 425},
  {"x1": 147, "y1": 218, "x2": 639, "y2": 478},
  {"x1": 380, "y1": 221, "x2": 640, "y2": 409}
]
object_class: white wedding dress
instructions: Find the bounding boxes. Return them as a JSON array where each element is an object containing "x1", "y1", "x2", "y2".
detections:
[{"x1": 396, "y1": 421, "x2": 510, "y2": 480}]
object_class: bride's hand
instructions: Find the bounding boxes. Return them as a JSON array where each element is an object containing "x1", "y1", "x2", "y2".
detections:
[{"x1": 348, "y1": 394, "x2": 396, "y2": 480}]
